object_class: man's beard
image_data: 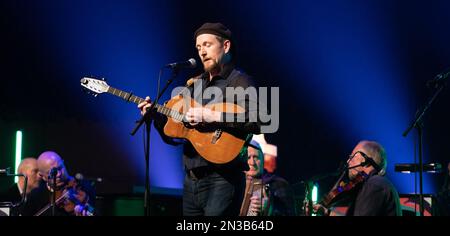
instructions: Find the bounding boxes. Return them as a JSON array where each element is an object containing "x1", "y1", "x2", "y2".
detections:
[{"x1": 203, "y1": 60, "x2": 219, "y2": 72}]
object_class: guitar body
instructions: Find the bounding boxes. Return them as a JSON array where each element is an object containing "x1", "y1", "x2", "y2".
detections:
[{"x1": 163, "y1": 95, "x2": 246, "y2": 164}]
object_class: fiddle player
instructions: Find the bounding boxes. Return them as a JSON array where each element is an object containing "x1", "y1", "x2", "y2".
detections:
[
  {"x1": 310, "y1": 140, "x2": 402, "y2": 216},
  {"x1": 20, "y1": 151, "x2": 95, "y2": 216}
]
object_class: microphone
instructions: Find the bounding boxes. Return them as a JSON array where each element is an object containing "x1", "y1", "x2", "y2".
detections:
[
  {"x1": 164, "y1": 58, "x2": 197, "y2": 69},
  {"x1": 360, "y1": 158, "x2": 382, "y2": 172},
  {"x1": 427, "y1": 68, "x2": 450, "y2": 88},
  {"x1": 0, "y1": 168, "x2": 10, "y2": 175},
  {"x1": 75, "y1": 173, "x2": 103, "y2": 183},
  {"x1": 49, "y1": 167, "x2": 58, "y2": 178}
]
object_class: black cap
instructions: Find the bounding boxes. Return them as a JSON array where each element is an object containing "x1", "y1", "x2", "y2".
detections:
[{"x1": 194, "y1": 22, "x2": 232, "y2": 41}]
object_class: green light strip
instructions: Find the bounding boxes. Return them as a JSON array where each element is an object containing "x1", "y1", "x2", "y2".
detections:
[
  {"x1": 14, "y1": 130, "x2": 23, "y2": 183},
  {"x1": 312, "y1": 185, "x2": 318, "y2": 216},
  {"x1": 312, "y1": 185, "x2": 318, "y2": 203}
]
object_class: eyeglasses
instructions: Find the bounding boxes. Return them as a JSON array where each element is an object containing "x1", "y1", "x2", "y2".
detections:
[
  {"x1": 348, "y1": 151, "x2": 381, "y2": 172},
  {"x1": 347, "y1": 151, "x2": 366, "y2": 162}
]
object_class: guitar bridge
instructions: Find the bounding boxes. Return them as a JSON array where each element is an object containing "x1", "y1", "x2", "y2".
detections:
[{"x1": 211, "y1": 129, "x2": 222, "y2": 144}]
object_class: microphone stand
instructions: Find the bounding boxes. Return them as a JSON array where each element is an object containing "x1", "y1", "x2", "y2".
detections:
[
  {"x1": 51, "y1": 173, "x2": 57, "y2": 216},
  {"x1": 130, "y1": 67, "x2": 181, "y2": 216},
  {"x1": 20, "y1": 174, "x2": 28, "y2": 206},
  {"x1": 403, "y1": 81, "x2": 446, "y2": 216},
  {"x1": 12, "y1": 174, "x2": 28, "y2": 216}
]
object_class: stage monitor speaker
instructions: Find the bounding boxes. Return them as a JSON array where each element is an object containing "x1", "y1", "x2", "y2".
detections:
[
  {"x1": 0, "y1": 207, "x2": 9, "y2": 216},
  {"x1": 0, "y1": 202, "x2": 12, "y2": 216}
]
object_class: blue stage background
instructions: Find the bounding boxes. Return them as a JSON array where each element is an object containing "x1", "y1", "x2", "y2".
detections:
[{"x1": 1, "y1": 0, "x2": 449, "y2": 199}]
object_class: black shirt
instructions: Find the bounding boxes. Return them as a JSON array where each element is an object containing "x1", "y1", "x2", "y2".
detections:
[
  {"x1": 0, "y1": 184, "x2": 24, "y2": 216},
  {"x1": 155, "y1": 63, "x2": 260, "y2": 172},
  {"x1": 0, "y1": 184, "x2": 22, "y2": 203},
  {"x1": 346, "y1": 172, "x2": 402, "y2": 216}
]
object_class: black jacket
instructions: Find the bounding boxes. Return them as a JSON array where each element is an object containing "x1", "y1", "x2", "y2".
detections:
[
  {"x1": 0, "y1": 184, "x2": 22, "y2": 203},
  {"x1": 346, "y1": 172, "x2": 402, "y2": 216}
]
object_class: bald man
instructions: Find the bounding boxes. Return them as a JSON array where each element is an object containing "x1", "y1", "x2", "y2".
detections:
[
  {"x1": 0, "y1": 158, "x2": 42, "y2": 204},
  {"x1": 36, "y1": 151, "x2": 70, "y2": 190},
  {"x1": 19, "y1": 158, "x2": 42, "y2": 194},
  {"x1": 21, "y1": 151, "x2": 95, "y2": 216}
]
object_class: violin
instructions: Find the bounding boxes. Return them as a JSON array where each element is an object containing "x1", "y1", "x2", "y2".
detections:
[
  {"x1": 34, "y1": 177, "x2": 93, "y2": 216},
  {"x1": 320, "y1": 171, "x2": 368, "y2": 209},
  {"x1": 304, "y1": 171, "x2": 368, "y2": 216}
]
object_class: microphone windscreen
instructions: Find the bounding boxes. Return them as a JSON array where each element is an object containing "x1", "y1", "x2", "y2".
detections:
[
  {"x1": 188, "y1": 58, "x2": 197, "y2": 68},
  {"x1": 75, "y1": 173, "x2": 84, "y2": 180}
]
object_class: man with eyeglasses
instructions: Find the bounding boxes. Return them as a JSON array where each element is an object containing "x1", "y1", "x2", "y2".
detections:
[
  {"x1": 310, "y1": 140, "x2": 402, "y2": 216},
  {"x1": 20, "y1": 151, "x2": 95, "y2": 216}
]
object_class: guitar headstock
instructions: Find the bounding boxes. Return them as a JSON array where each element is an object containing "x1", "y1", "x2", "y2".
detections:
[{"x1": 80, "y1": 77, "x2": 109, "y2": 97}]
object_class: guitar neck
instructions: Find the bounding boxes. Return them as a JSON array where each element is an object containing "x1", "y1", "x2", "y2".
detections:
[
  {"x1": 107, "y1": 86, "x2": 184, "y2": 121},
  {"x1": 107, "y1": 86, "x2": 146, "y2": 105}
]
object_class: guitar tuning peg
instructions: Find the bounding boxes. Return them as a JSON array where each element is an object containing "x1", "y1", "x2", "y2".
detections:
[{"x1": 101, "y1": 78, "x2": 106, "y2": 81}]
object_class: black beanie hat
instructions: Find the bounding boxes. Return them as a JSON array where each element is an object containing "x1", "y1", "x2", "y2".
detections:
[{"x1": 194, "y1": 22, "x2": 232, "y2": 41}]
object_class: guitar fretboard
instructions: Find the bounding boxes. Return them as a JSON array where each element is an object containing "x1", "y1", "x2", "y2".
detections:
[{"x1": 107, "y1": 87, "x2": 185, "y2": 122}]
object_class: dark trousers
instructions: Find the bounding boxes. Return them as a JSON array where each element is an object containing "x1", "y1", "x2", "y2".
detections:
[{"x1": 183, "y1": 170, "x2": 245, "y2": 216}]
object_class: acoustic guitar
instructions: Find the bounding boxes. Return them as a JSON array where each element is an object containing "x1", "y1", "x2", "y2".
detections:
[{"x1": 80, "y1": 77, "x2": 248, "y2": 164}]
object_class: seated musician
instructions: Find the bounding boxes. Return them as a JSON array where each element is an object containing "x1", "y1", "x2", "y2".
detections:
[
  {"x1": 310, "y1": 140, "x2": 402, "y2": 216},
  {"x1": 0, "y1": 158, "x2": 42, "y2": 216},
  {"x1": 240, "y1": 140, "x2": 296, "y2": 216},
  {"x1": 0, "y1": 158, "x2": 42, "y2": 203},
  {"x1": 20, "y1": 151, "x2": 95, "y2": 216}
]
